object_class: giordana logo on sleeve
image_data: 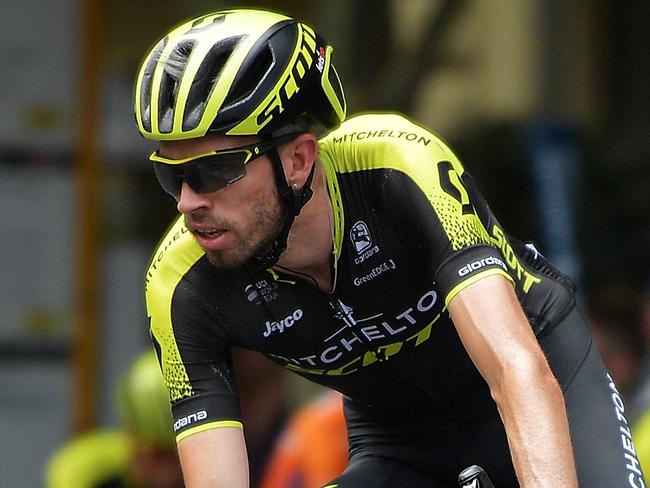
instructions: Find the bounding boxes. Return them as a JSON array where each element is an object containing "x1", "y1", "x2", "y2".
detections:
[
  {"x1": 457, "y1": 255, "x2": 507, "y2": 277},
  {"x1": 173, "y1": 410, "x2": 208, "y2": 432}
]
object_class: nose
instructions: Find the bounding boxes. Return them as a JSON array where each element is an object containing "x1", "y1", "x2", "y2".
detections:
[{"x1": 176, "y1": 182, "x2": 212, "y2": 214}]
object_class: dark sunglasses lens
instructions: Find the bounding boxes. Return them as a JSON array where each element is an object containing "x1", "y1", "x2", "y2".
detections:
[
  {"x1": 152, "y1": 149, "x2": 254, "y2": 197},
  {"x1": 191, "y1": 152, "x2": 249, "y2": 191},
  {"x1": 200, "y1": 151, "x2": 249, "y2": 175},
  {"x1": 153, "y1": 163, "x2": 182, "y2": 197}
]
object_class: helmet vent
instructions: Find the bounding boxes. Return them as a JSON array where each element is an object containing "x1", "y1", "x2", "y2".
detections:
[
  {"x1": 190, "y1": 13, "x2": 226, "y2": 30},
  {"x1": 158, "y1": 40, "x2": 196, "y2": 133},
  {"x1": 183, "y1": 35, "x2": 243, "y2": 131},
  {"x1": 140, "y1": 37, "x2": 168, "y2": 132},
  {"x1": 225, "y1": 45, "x2": 275, "y2": 108}
]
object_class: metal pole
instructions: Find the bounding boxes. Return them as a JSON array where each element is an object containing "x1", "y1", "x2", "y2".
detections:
[{"x1": 72, "y1": 0, "x2": 103, "y2": 434}]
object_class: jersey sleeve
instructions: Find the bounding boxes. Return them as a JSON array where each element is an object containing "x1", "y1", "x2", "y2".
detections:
[
  {"x1": 320, "y1": 113, "x2": 513, "y2": 306},
  {"x1": 145, "y1": 217, "x2": 242, "y2": 443}
]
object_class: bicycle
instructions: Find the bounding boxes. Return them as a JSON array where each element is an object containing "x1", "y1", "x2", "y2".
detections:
[{"x1": 458, "y1": 465, "x2": 495, "y2": 488}]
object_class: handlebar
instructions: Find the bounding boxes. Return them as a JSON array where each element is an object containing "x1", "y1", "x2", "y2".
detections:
[{"x1": 458, "y1": 465, "x2": 496, "y2": 488}]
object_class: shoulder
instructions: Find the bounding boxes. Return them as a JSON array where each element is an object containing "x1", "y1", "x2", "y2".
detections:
[
  {"x1": 145, "y1": 215, "x2": 205, "y2": 301},
  {"x1": 319, "y1": 112, "x2": 460, "y2": 174},
  {"x1": 45, "y1": 430, "x2": 132, "y2": 488}
]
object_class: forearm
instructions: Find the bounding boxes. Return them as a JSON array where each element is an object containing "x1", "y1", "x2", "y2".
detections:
[
  {"x1": 493, "y1": 360, "x2": 577, "y2": 487},
  {"x1": 449, "y1": 275, "x2": 578, "y2": 487}
]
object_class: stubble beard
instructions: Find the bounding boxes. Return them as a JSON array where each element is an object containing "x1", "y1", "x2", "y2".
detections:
[{"x1": 201, "y1": 186, "x2": 286, "y2": 269}]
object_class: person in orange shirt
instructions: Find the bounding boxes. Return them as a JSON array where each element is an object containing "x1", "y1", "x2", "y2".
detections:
[{"x1": 260, "y1": 392, "x2": 348, "y2": 488}]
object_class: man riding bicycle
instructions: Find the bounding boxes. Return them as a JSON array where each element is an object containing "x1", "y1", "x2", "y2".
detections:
[{"x1": 135, "y1": 8, "x2": 644, "y2": 487}]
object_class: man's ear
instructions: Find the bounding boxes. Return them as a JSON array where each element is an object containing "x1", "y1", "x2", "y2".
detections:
[{"x1": 283, "y1": 133, "x2": 319, "y2": 187}]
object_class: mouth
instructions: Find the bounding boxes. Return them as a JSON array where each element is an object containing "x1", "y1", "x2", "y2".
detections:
[
  {"x1": 194, "y1": 228, "x2": 225, "y2": 238},
  {"x1": 189, "y1": 225, "x2": 233, "y2": 251}
]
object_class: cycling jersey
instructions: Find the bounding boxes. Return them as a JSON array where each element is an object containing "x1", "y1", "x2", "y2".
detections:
[
  {"x1": 147, "y1": 113, "x2": 570, "y2": 428},
  {"x1": 145, "y1": 113, "x2": 643, "y2": 487}
]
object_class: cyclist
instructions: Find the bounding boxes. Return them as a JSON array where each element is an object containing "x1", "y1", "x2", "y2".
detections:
[
  {"x1": 45, "y1": 351, "x2": 183, "y2": 488},
  {"x1": 135, "y1": 8, "x2": 645, "y2": 487}
]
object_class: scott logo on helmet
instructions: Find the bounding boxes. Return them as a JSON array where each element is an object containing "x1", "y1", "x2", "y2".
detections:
[{"x1": 255, "y1": 24, "x2": 317, "y2": 130}]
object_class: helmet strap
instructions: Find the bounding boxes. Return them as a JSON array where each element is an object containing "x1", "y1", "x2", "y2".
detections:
[{"x1": 253, "y1": 147, "x2": 316, "y2": 270}]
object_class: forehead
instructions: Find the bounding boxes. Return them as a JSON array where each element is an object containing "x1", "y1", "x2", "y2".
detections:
[{"x1": 158, "y1": 134, "x2": 261, "y2": 159}]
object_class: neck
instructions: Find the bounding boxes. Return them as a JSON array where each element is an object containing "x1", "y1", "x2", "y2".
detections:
[{"x1": 274, "y1": 164, "x2": 333, "y2": 292}]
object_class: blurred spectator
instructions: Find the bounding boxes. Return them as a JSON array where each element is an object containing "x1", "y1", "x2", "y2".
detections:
[
  {"x1": 45, "y1": 348, "x2": 348, "y2": 488},
  {"x1": 630, "y1": 282, "x2": 650, "y2": 475},
  {"x1": 45, "y1": 350, "x2": 183, "y2": 488},
  {"x1": 587, "y1": 312, "x2": 642, "y2": 395},
  {"x1": 44, "y1": 349, "x2": 289, "y2": 488},
  {"x1": 638, "y1": 282, "x2": 650, "y2": 353},
  {"x1": 231, "y1": 348, "x2": 292, "y2": 487},
  {"x1": 234, "y1": 349, "x2": 349, "y2": 487},
  {"x1": 626, "y1": 282, "x2": 650, "y2": 421},
  {"x1": 585, "y1": 282, "x2": 644, "y2": 396},
  {"x1": 260, "y1": 391, "x2": 348, "y2": 488}
]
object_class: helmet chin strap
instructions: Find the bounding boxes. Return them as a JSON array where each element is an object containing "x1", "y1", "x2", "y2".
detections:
[{"x1": 253, "y1": 147, "x2": 316, "y2": 270}]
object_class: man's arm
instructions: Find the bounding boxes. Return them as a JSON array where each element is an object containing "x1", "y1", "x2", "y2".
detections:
[
  {"x1": 177, "y1": 427, "x2": 249, "y2": 488},
  {"x1": 448, "y1": 274, "x2": 578, "y2": 487}
]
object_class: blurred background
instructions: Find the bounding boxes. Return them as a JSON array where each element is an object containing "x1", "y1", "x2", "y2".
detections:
[{"x1": 1, "y1": 0, "x2": 649, "y2": 486}]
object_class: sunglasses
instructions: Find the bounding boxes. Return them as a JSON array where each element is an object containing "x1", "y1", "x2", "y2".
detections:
[{"x1": 149, "y1": 133, "x2": 300, "y2": 198}]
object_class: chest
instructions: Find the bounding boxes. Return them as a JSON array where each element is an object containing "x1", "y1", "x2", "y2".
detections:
[{"x1": 231, "y1": 227, "x2": 446, "y2": 377}]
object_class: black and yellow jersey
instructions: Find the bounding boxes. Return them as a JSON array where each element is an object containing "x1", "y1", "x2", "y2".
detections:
[{"x1": 145, "y1": 113, "x2": 576, "y2": 443}]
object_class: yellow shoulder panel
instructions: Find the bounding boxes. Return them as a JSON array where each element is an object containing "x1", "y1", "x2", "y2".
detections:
[
  {"x1": 319, "y1": 113, "x2": 491, "y2": 251},
  {"x1": 145, "y1": 215, "x2": 205, "y2": 401}
]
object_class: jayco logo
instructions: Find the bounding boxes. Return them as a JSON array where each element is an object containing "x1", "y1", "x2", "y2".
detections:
[{"x1": 263, "y1": 309, "x2": 304, "y2": 337}]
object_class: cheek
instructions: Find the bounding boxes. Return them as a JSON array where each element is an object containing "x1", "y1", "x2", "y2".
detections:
[
  {"x1": 220, "y1": 182, "x2": 277, "y2": 228},
  {"x1": 224, "y1": 183, "x2": 267, "y2": 214},
  {"x1": 232, "y1": 167, "x2": 276, "y2": 207},
  {"x1": 218, "y1": 162, "x2": 280, "y2": 225},
  {"x1": 243, "y1": 157, "x2": 276, "y2": 190}
]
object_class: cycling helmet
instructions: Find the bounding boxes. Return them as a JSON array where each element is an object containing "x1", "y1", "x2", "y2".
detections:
[
  {"x1": 117, "y1": 351, "x2": 174, "y2": 448},
  {"x1": 134, "y1": 9, "x2": 346, "y2": 140}
]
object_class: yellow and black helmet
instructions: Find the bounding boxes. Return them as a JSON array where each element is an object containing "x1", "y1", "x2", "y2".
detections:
[
  {"x1": 117, "y1": 351, "x2": 174, "y2": 448},
  {"x1": 134, "y1": 9, "x2": 346, "y2": 140}
]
